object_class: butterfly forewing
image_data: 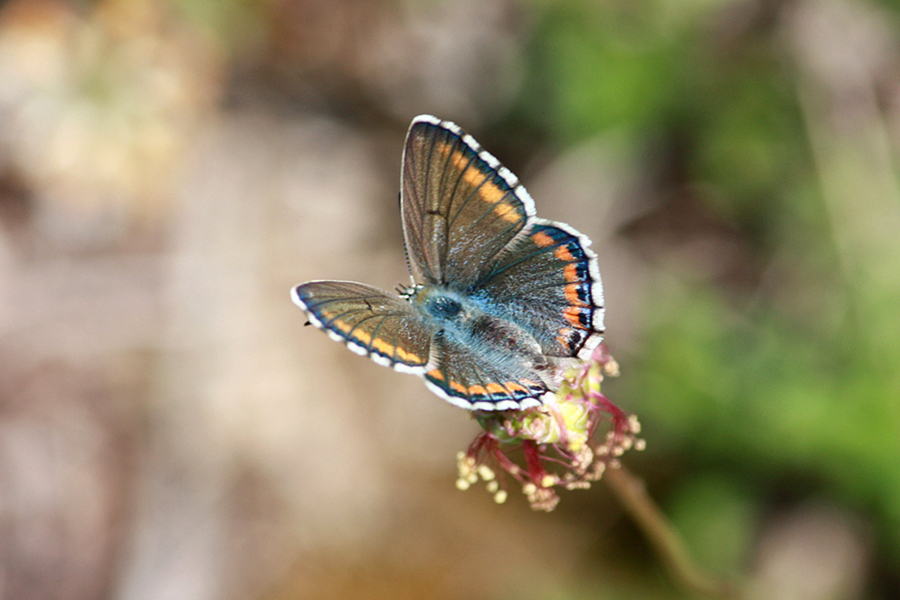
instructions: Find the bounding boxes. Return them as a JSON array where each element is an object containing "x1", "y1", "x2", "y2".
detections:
[
  {"x1": 292, "y1": 281, "x2": 433, "y2": 372},
  {"x1": 401, "y1": 116, "x2": 532, "y2": 288}
]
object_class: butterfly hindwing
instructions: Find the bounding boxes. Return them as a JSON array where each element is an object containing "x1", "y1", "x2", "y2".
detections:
[
  {"x1": 293, "y1": 281, "x2": 552, "y2": 410},
  {"x1": 424, "y1": 331, "x2": 549, "y2": 411},
  {"x1": 401, "y1": 115, "x2": 534, "y2": 288},
  {"x1": 292, "y1": 281, "x2": 433, "y2": 373},
  {"x1": 473, "y1": 222, "x2": 605, "y2": 360}
]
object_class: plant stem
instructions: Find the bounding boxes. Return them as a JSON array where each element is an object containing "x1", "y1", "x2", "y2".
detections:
[{"x1": 605, "y1": 466, "x2": 741, "y2": 599}]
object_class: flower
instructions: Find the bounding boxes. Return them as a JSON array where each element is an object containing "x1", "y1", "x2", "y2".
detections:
[{"x1": 456, "y1": 343, "x2": 643, "y2": 511}]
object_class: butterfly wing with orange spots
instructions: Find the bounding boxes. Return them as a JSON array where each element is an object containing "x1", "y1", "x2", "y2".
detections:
[
  {"x1": 401, "y1": 116, "x2": 532, "y2": 288},
  {"x1": 471, "y1": 222, "x2": 605, "y2": 361},
  {"x1": 292, "y1": 281, "x2": 432, "y2": 373}
]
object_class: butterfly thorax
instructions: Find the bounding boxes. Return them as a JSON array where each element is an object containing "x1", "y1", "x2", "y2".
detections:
[{"x1": 408, "y1": 285, "x2": 549, "y2": 372}]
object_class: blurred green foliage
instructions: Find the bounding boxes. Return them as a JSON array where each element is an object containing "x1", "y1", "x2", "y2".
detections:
[{"x1": 515, "y1": 0, "x2": 900, "y2": 588}]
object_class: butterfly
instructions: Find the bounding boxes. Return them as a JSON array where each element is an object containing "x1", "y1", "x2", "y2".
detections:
[{"x1": 292, "y1": 115, "x2": 604, "y2": 411}]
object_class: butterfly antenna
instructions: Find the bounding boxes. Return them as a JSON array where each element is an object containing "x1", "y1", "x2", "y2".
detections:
[{"x1": 398, "y1": 191, "x2": 416, "y2": 280}]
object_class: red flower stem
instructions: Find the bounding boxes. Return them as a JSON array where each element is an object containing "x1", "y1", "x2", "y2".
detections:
[
  {"x1": 604, "y1": 466, "x2": 742, "y2": 600},
  {"x1": 521, "y1": 440, "x2": 547, "y2": 484},
  {"x1": 492, "y1": 447, "x2": 523, "y2": 479}
]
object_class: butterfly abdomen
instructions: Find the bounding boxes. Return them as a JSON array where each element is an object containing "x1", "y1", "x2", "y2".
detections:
[{"x1": 469, "y1": 314, "x2": 544, "y2": 362}]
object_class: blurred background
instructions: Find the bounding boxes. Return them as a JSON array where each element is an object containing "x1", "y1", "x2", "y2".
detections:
[{"x1": 1, "y1": 0, "x2": 899, "y2": 598}]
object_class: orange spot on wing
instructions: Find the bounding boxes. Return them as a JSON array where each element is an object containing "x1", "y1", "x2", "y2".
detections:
[
  {"x1": 475, "y1": 179, "x2": 506, "y2": 205},
  {"x1": 555, "y1": 245, "x2": 575, "y2": 262},
  {"x1": 369, "y1": 338, "x2": 422, "y2": 363},
  {"x1": 427, "y1": 369, "x2": 445, "y2": 381},
  {"x1": 485, "y1": 383, "x2": 507, "y2": 395},
  {"x1": 435, "y1": 140, "x2": 515, "y2": 219},
  {"x1": 493, "y1": 201, "x2": 521, "y2": 223},
  {"x1": 396, "y1": 347, "x2": 423, "y2": 364},
  {"x1": 563, "y1": 307, "x2": 587, "y2": 328},
  {"x1": 331, "y1": 319, "x2": 352, "y2": 334},
  {"x1": 532, "y1": 231, "x2": 556, "y2": 248},
  {"x1": 435, "y1": 141, "x2": 488, "y2": 194},
  {"x1": 565, "y1": 283, "x2": 588, "y2": 307},
  {"x1": 467, "y1": 384, "x2": 487, "y2": 396},
  {"x1": 437, "y1": 142, "x2": 469, "y2": 170},
  {"x1": 563, "y1": 263, "x2": 579, "y2": 282},
  {"x1": 434, "y1": 142, "x2": 522, "y2": 223},
  {"x1": 557, "y1": 327, "x2": 574, "y2": 347},
  {"x1": 450, "y1": 380, "x2": 467, "y2": 394},
  {"x1": 505, "y1": 381, "x2": 528, "y2": 394},
  {"x1": 459, "y1": 159, "x2": 487, "y2": 188},
  {"x1": 355, "y1": 330, "x2": 373, "y2": 345}
]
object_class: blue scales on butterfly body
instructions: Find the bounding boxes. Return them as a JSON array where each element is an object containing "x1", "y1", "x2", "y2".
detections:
[{"x1": 292, "y1": 115, "x2": 604, "y2": 411}]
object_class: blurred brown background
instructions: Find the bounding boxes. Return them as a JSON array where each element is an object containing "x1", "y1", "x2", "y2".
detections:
[{"x1": 2, "y1": 0, "x2": 899, "y2": 599}]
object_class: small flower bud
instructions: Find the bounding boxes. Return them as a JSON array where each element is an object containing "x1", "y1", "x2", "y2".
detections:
[{"x1": 477, "y1": 465, "x2": 496, "y2": 481}]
